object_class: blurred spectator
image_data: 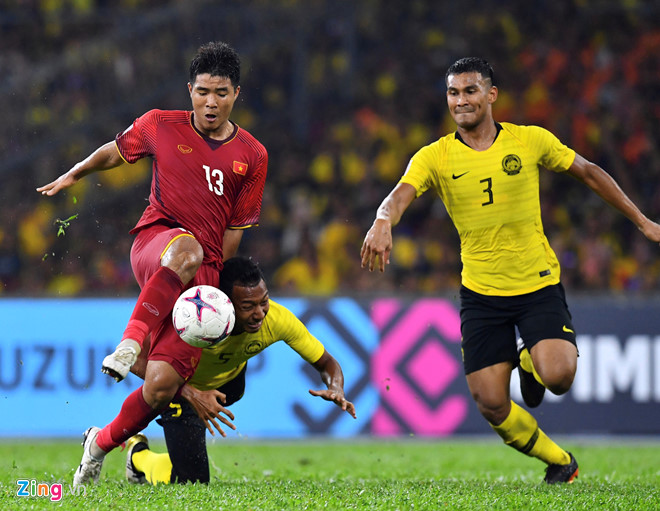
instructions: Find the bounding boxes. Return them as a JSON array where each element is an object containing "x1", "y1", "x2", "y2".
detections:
[
  {"x1": 1, "y1": 0, "x2": 659, "y2": 297},
  {"x1": 274, "y1": 229, "x2": 338, "y2": 296}
]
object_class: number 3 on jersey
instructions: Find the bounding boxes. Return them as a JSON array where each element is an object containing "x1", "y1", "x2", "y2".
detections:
[
  {"x1": 480, "y1": 177, "x2": 493, "y2": 206},
  {"x1": 203, "y1": 165, "x2": 224, "y2": 196}
]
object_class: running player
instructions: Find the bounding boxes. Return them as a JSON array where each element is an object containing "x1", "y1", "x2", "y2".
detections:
[{"x1": 360, "y1": 57, "x2": 660, "y2": 483}]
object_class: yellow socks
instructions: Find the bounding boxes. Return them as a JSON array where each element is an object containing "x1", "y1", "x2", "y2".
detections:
[
  {"x1": 132, "y1": 449, "x2": 173, "y2": 485},
  {"x1": 491, "y1": 401, "x2": 570, "y2": 466},
  {"x1": 519, "y1": 348, "x2": 545, "y2": 386}
]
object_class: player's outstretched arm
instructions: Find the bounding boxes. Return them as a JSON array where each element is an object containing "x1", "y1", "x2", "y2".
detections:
[
  {"x1": 36, "y1": 141, "x2": 124, "y2": 196},
  {"x1": 309, "y1": 350, "x2": 357, "y2": 419},
  {"x1": 361, "y1": 183, "x2": 416, "y2": 272},
  {"x1": 180, "y1": 384, "x2": 237, "y2": 437},
  {"x1": 567, "y1": 153, "x2": 660, "y2": 244}
]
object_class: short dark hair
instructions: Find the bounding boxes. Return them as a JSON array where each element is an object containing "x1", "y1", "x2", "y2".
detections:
[
  {"x1": 189, "y1": 41, "x2": 241, "y2": 88},
  {"x1": 219, "y1": 256, "x2": 265, "y2": 296},
  {"x1": 445, "y1": 57, "x2": 495, "y2": 87}
]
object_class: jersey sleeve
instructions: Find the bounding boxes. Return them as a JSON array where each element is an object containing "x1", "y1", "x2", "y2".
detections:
[
  {"x1": 534, "y1": 126, "x2": 576, "y2": 172},
  {"x1": 115, "y1": 109, "x2": 159, "y2": 164},
  {"x1": 228, "y1": 147, "x2": 268, "y2": 229},
  {"x1": 399, "y1": 142, "x2": 441, "y2": 197},
  {"x1": 273, "y1": 302, "x2": 325, "y2": 364}
]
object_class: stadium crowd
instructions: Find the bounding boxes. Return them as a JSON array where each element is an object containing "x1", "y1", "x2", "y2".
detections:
[{"x1": 1, "y1": 0, "x2": 659, "y2": 297}]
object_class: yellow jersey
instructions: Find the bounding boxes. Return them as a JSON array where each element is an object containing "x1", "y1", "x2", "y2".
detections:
[
  {"x1": 400, "y1": 122, "x2": 575, "y2": 296},
  {"x1": 188, "y1": 300, "x2": 325, "y2": 391}
]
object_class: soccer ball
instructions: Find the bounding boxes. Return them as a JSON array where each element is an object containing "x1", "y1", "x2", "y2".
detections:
[{"x1": 172, "y1": 285, "x2": 235, "y2": 348}]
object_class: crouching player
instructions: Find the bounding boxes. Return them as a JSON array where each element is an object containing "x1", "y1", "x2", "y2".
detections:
[{"x1": 125, "y1": 256, "x2": 357, "y2": 484}]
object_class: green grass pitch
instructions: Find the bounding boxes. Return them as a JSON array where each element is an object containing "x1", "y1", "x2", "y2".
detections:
[{"x1": 1, "y1": 438, "x2": 659, "y2": 510}]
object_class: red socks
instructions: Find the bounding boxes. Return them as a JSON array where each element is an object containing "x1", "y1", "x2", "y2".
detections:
[
  {"x1": 95, "y1": 387, "x2": 161, "y2": 452},
  {"x1": 95, "y1": 385, "x2": 185, "y2": 453},
  {"x1": 96, "y1": 267, "x2": 187, "y2": 452},
  {"x1": 122, "y1": 266, "x2": 184, "y2": 346}
]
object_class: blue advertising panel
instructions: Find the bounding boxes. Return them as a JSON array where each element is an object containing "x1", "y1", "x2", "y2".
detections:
[
  {"x1": 0, "y1": 297, "x2": 380, "y2": 438},
  {"x1": 2, "y1": 296, "x2": 660, "y2": 438},
  {"x1": 0, "y1": 298, "x2": 149, "y2": 437}
]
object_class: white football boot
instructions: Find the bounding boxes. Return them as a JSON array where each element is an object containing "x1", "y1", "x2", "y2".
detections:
[
  {"x1": 101, "y1": 339, "x2": 141, "y2": 382},
  {"x1": 73, "y1": 427, "x2": 103, "y2": 487}
]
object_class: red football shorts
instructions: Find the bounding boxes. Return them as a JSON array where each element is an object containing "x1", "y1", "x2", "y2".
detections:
[{"x1": 130, "y1": 223, "x2": 221, "y2": 381}]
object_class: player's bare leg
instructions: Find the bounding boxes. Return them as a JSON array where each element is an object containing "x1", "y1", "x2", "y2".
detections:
[
  {"x1": 142, "y1": 360, "x2": 185, "y2": 410},
  {"x1": 529, "y1": 338, "x2": 577, "y2": 395},
  {"x1": 466, "y1": 362, "x2": 577, "y2": 483},
  {"x1": 75, "y1": 360, "x2": 185, "y2": 487},
  {"x1": 466, "y1": 362, "x2": 513, "y2": 425}
]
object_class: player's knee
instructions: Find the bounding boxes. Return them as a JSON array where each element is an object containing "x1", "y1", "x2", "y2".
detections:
[
  {"x1": 162, "y1": 237, "x2": 204, "y2": 284},
  {"x1": 545, "y1": 371, "x2": 575, "y2": 395},
  {"x1": 178, "y1": 250, "x2": 203, "y2": 282},
  {"x1": 143, "y1": 385, "x2": 178, "y2": 410},
  {"x1": 537, "y1": 363, "x2": 576, "y2": 395},
  {"x1": 176, "y1": 241, "x2": 203, "y2": 275},
  {"x1": 143, "y1": 374, "x2": 180, "y2": 409},
  {"x1": 479, "y1": 402, "x2": 510, "y2": 425},
  {"x1": 471, "y1": 392, "x2": 510, "y2": 425}
]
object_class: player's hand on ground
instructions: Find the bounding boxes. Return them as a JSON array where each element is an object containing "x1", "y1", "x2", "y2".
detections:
[
  {"x1": 184, "y1": 387, "x2": 236, "y2": 437},
  {"x1": 360, "y1": 219, "x2": 393, "y2": 273},
  {"x1": 309, "y1": 388, "x2": 357, "y2": 419},
  {"x1": 36, "y1": 171, "x2": 78, "y2": 196}
]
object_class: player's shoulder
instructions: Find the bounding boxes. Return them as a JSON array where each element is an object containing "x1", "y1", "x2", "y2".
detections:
[
  {"x1": 415, "y1": 132, "x2": 455, "y2": 156},
  {"x1": 265, "y1": 299, "x2": 294, "y2": 321},
  {"x1": 139, "y1": 109, "x2": 191, "y2": 125},
  {"x1": 501, "y1": 122, "x2": 553, "y2": 141},
  {"x1": 264, "y1": 300, "x2": 303, "y2": 331},
  {"x1": 438, "y1": 131, "x2": 458, "y2": 143},
  {"x1": 235, "y1": 125, "x2": 268, "y2": 156}
]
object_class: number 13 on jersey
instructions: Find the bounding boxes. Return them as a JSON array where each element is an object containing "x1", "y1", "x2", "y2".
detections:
[{"x1": 203, "y1": 165, "x2": 224, "y2": 196}]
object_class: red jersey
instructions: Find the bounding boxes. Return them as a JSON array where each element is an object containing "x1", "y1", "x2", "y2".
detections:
[{"x1": 115, "y1": 109, "x2": 268, "y2": 269}]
